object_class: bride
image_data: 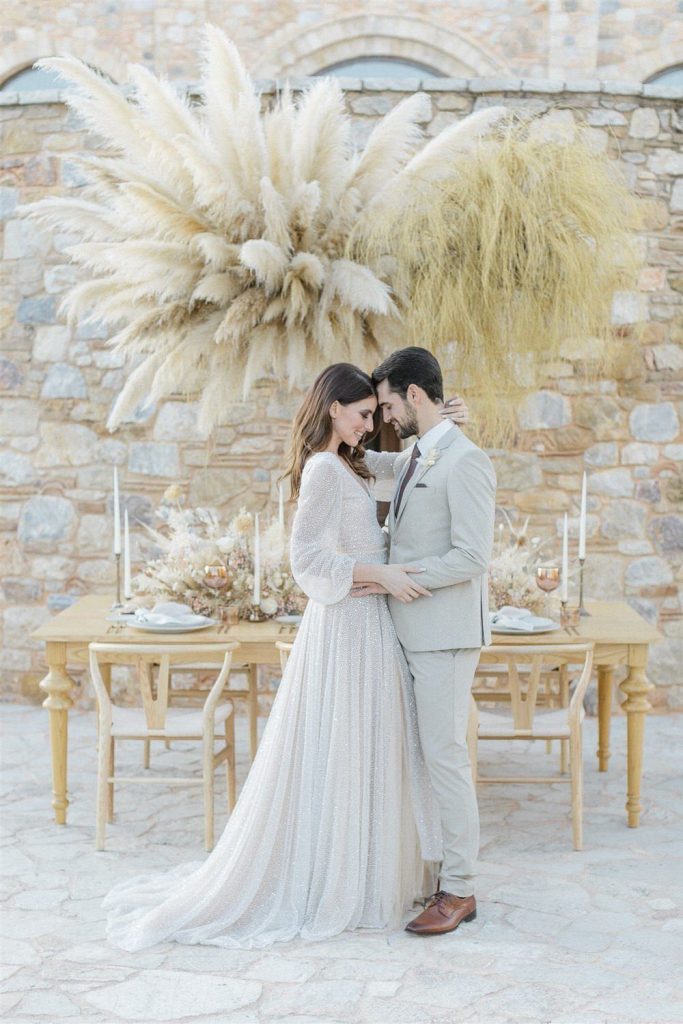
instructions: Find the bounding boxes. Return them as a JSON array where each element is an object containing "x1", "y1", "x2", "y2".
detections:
[{"x1": 104, "y1": 363, "x2": 466, "y2": 950}]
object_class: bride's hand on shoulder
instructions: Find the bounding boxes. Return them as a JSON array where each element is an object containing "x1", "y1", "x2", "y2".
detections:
[{"x1": 441, "y1": 395, "x2": 469, "y2": 425}]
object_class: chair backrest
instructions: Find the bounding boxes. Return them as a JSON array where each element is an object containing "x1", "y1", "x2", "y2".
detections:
[
  {"x1": 89, "y1": 642, "x2": 240, "y2": 730},
  {"x1": 478, "y1": 643, "x2": 594, "y2": 732},
  {"x1": 275, "y1": 641, "x2": 293, "y2": 673}
]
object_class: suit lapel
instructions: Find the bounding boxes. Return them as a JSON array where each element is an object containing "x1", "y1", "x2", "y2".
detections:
[{"x1": 394, "y1": 426, "x2": 461, "y2": 527}]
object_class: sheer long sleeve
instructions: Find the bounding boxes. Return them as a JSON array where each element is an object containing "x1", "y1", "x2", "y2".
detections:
[
  {"x1": 364, "y1": 449, "x2": 408, "y2": 503},
  {"x1": 290, "y1": 456, "x2": 355, "y2": 605}
]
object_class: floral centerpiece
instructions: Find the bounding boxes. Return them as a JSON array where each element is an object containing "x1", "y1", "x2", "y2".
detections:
[
  {"x1": 132, "y1": 487, "x2": 306, "y2": 620},
  {"x1": 488, "y1": 512, "x2": 554, "y2": 614}
]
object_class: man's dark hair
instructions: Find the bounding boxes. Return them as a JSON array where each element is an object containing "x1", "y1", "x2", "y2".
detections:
[{"x1": 372, "y1": 347, "x2": 444, "y2": 404}]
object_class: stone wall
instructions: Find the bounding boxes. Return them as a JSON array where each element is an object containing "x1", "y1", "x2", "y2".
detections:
[
  {"x1": 1, "y1": 79, "x2": 682, "y2": 708},
  {"x1": 2, "y1": 1, "x2": 682, "y2": 85}
]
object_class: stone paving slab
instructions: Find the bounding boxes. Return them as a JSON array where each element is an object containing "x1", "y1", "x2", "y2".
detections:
[{"x1": 1, "y1": 705, "x2": 682, "y2": 1024}]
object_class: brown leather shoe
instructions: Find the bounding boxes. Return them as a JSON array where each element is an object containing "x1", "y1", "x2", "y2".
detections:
[{"x1": 405, "y1": 891, "x2": 477, "y2": 935}]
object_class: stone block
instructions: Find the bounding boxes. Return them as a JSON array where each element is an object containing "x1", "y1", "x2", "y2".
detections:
[
  {"x1": 589, "y1": 468, "x2": 633, "y2": 497},
  {"x1": 35, "y1": 422, "x2": 99, "y2": 467},
  {"x1": 2, "y1": 578, "x2": 41, "y2": 602},
  {"x1": 600, "y1": 81, "x2": 643, "y2": 97},
  {"x1": 584, "y1": 553, "x2": 623, "y2": 599},
  {"x1": 491, "y1": 453, "x2": 542, "y2": 491},
  {"x1": 574, "y1": 395, "x2": 623, "y2": 438},
  {"x1": 17, "y1": 295, "x2": 57, "y2": 324},
  {"x1": 521, "y1": 78, "x2": 564, "y2": 93},
  {"x1": 649, "y1": 515, "x2": 683, "y2": 554},
  {"x1": 128, "y1": 442, "x2": 180, "y2": 477},
  {"x1": 600, "y1": 499, "x2": 646, "y2": 540},
  {"x1": 469, "y1": 77, "x2": 522, "y2": 92},
  {"x1": 0, "y1": 452, "x2": 39, "y2": 487},
  {"x1": 629, "y1": 107, "x2": 660, "y2": 139},
  {"x1": 2, "y1": 605, "x2": 51, "y2": 648},
  {"x1": 0, "y1": 186, "x2": 18, "y2": 220},
  {"x1": 587, "y1": 109, "x2": 627, "y2": 126},
  {"x1": 671, "y1": 180, "x2": 683, "y2": 214},
  {"x1": 18, "y1": 495, "x2": 76, "y2": 551},
  {"x1": 33, "y1": 325, "x2": 70, "y2": 362},
  {"x1": 77, "y1": 515, "x2": 112, "y2": 555},
  {"x1": 647, "y1": 638, "x2": 683, "y2": 686},
  {"x1": 651, "y1": 346, "x2": 683, "y2": 374},
  {"x1": 0, "y1": 358, "x2": 23, "y2": 390},
  {"x1": 618, "y1": 539, "x2": 652, "y2": 555},
  {"x1": 621, "y1": 442, "x2": 659, "y2": 465},
  {"x1": 664, "y1": 445, "x2": 683, "y2": 461},
  {"x1": 40, "y1": 362, "x2": 87, "y2": 399},
  {"x1": 584, "y1": 442, "x2": 618, "y2": 467},
  {"x1": 3, "y1": 219, "x2": 48, "y2": 260},
  {"x1": 625, "y1": 556, "x2": 673, "y2": 587},
  {"x1": 611, "y1": 290, "x2": 646, "y2": 326},
  {"x1": 629, "y1": 403, "x2": 679, "y2": 442},
  {"x1": 153, "y1": 401, "x2": 201, "y2": 442},
  {"x1": 350, "y1": 95, "x2": 396, "y2": 116},
  {"x1": 0, "y1": 398, "x2": 39, "y2": 437},
  {"x1": 518, "y1": 390, "x2": 571, "y2": 430},
  {"x1": 647, "y1": 150, "x2": 683, "y2": 176}
]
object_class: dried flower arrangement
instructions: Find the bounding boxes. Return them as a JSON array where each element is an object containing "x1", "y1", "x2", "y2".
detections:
[{"x1": 132, "y1": 490, "x2": 306, "y2": 620}]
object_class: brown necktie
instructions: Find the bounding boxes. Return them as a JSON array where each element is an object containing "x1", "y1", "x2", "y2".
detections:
[{"x1": 394, "y1": 443, "x2": 420, "y2": 516}]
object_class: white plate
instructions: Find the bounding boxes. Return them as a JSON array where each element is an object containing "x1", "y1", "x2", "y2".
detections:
[
  {"x1": 126, "y1": 620, "x2": 216, "y2": 634},
  {"x1": 491, "y1": 622, "x2": 560, "y2": 635},
  {"x1": 275, "y1": 615, "x2": 302, "y2": 625}
]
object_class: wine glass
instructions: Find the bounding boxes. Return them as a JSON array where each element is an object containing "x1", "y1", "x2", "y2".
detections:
[
  {"x1": 535, "y1": 565, "x2": 560, "y2": 593},
  {"x1": 204, "y1": 563, "x2": 231, "y2": 591}
]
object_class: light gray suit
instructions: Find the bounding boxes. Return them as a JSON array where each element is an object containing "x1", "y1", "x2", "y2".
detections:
[{"x1": 387, "y1": 425, "x2": 496, "y2": 896}]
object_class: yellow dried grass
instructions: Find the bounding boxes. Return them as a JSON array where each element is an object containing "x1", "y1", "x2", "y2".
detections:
[{"x1": 353, "y1": 117, "x2": 643, "y2": 445}]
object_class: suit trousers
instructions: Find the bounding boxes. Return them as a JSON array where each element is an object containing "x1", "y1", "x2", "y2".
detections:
[{"x1": 403, "y1": 647, "x2": 480, "y2": 897}]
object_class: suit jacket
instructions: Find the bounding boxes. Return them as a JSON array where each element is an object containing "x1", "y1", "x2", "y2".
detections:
[{"x1": 387, "y1": 425, "x2": 496, "y2": 652}]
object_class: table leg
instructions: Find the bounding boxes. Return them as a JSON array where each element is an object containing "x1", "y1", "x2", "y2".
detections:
[
  {"x1": 39, "y1": 642, "x2": 76, "y2": 825},
  {"x1": 597, "y1": 665, "x2": 614, "y2": 772},
  {"x1": 248, "y1": 663, "x2": 259, "y2": 762},
  {"x1": 619, "y1": 645, "x2": 652, "y2": 828}
]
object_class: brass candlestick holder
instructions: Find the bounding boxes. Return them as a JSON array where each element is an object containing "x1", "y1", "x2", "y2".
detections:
[
  {"x1": 111, "y1": 552, "x2": 123, "y2": 610},
  {"x1": 248, "y1": 602, "x2": 268, "y2": 622},
  {"x1": 578, "y1": 557, "x2": 590, "y2": 616}
]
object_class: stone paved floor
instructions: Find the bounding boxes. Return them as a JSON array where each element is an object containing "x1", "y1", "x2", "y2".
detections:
[{"x1": 1, "y1": 704, "x2": 682, "y2": 1024}]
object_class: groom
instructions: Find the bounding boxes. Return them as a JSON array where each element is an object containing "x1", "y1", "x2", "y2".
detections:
[{"x1": 372, "y1": 347, "x2": 496, "y2": 935}]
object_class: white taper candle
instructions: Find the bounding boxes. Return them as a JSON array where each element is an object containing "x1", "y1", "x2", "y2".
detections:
[
  {"x1": 123, "y1": 508, "x2": 132, "y2": 599},
  {"x1": 560, "y1": 512, "x2": 569, "y2": 602},
  {"x1": 253, "y1": 512, "x2": 261, "y2": 606},
  {"x1": 113, "y1": 466, "x2": 121, "y2": 555},
  {"x1": 579, "y1": 471, "x2": 587, "y2": 560}
]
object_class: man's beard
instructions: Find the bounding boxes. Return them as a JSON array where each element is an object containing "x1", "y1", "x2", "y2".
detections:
[{"x1": 393, "y1": 407, "x2": 419, "y2": 439}]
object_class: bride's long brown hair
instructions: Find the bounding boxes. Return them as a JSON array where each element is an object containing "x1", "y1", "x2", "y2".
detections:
[{"x1": 284, "y1": 363, "x2": 381, "y2": 500}]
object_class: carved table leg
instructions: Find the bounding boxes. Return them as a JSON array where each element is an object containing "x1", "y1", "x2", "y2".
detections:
[
  {"x1": 597, "y1": 665, "x2": 614, "y2": 772},
  {"x1": 619, "y1": 645, "x2": 653, "y2": 829},
  {"x1": 39, "y1": 642, "x2": 76, "y2": 825}
]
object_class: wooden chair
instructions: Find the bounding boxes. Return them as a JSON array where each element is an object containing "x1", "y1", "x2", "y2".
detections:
[
  {"x1": 275, "y1": 640, "x2": 294, "y2": 672},
  {"x1": 472, "y1": 643, "x2": 594, "y2": 850},
  {"x1": 473, "y1": 660, "x2": 571, "y2": 772},
  {"x1": 89, "y1": 641, "x2": 240, "y2": 852}
]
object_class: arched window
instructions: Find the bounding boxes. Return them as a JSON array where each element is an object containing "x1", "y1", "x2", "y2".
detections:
[
  {"x1": 645, "y1": 64, "x2": 683, "y2": 87},
  {"x1": 315, "y1": 57, "x2": 443, "y2": 79},
  {"x1": 1, "y1": 62, "x2": 115, "y2": 92}
]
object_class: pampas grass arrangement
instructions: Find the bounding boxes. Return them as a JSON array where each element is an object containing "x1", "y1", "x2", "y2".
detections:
[{"x1": 24, "y1": 28, "x2": 640, "y2": 441}]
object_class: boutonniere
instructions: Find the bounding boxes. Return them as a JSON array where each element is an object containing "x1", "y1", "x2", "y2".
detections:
[{"x1": 417, "y1": 447, "x2": 439, "y2": 470}]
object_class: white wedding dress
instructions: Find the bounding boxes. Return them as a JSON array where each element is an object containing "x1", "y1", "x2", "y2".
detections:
[{"x1": 104, "y1": 450, "x2": 441, "y2": 951}]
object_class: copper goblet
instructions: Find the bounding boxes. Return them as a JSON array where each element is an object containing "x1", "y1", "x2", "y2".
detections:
[
  {"x1": 204, "y1": 563, "x2": 231, "y2": 590},
  {"x1": 536, "y1": 565, "x2": 560, "y2": 594}
]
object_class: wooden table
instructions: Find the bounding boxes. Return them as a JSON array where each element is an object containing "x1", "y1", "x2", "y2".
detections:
[{"x1": 32, "y1": 595, "x2": 660, "y2": 830}]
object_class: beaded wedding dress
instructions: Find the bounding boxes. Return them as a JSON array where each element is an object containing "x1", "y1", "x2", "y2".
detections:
[{"x1": 104, "y1": 451, "x2": 441, "y2": 951}]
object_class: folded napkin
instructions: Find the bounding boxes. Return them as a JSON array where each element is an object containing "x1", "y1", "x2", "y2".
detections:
[
  {"x1": 133, "y1": 601, "x2": 210, "y2": 627},
  {"x1": 490, "y1": 606, "x2": 555, "y2": 631}
]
